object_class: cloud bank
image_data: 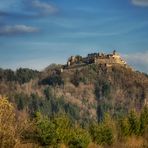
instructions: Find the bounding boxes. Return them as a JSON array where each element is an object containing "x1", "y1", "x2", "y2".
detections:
[
  {"x1": 132, "y1": 0, "x2": 148, "y2": 6},
  {"x1": 123, "y1": 51, "x2": 148, "y2": 73},
  {"x1": 0, "y1": 25, "x2": 39, "y2": 36}
]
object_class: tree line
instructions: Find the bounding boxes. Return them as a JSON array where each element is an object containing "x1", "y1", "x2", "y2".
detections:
[{"x1": 0, "y1": 68, "x2": 39, "y2": 84}]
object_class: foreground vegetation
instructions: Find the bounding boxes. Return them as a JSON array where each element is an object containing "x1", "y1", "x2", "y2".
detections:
[{"x1": 0, "y1": 96, "x2": 148, "y2": 148}]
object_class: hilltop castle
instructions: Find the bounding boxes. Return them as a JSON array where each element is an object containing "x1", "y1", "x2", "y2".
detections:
[{"x1": 67, "y1": 50, "x2": 126, "y2": 68}]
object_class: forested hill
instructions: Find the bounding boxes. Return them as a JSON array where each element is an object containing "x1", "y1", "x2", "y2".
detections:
[{"x1": 0, "y1": 63, "x2": 148, "y2": 123}]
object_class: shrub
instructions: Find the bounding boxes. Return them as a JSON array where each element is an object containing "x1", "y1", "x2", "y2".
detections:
[
  {"x1": 35, "y1": 113, "x2": 91, "y2": 147},
  {"x1": 139, "y1": 106, "x2": 148, "y2": 135},
  {"x1": 35, "y1": 113, "x2": 56, "y2": 145},
  {"x1": 128, "y1": 110, "x2": 140, "y2": 136},
  {"x1": 89, "y1": 114, "x2": 115, "y2": 146},
  {"x1": 35, "y1": 114, "x2": 72, "y2": 146},
  {"x1": 68, "y1": 128, "x2": 91, "y2": 148},
  {"x1": 119, "y1": 117, "x2": 130, "y2": 137},
  {"x1": 119, "y1": 109, "x2": 145, "y2": 137},
  {"x1": 90, "y1": 123, "x2": 114, "y2": 146}
]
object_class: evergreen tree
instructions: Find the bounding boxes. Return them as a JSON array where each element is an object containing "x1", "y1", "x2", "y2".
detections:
[
  {"x1": 140, "y1": 106, "x2": 148, "y2": 135},
  {"x1": 128, "y1": 110, "x2": 140, "y2": 136}
]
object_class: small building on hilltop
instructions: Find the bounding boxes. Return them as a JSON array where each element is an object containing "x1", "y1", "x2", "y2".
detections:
[{"x1": 67, "y1": 50, "x2": 126, "y2": 67}]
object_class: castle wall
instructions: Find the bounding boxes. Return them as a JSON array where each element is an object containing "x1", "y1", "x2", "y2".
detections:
[
  {"x1": 95, "y1": 57, "x2": 125, "y2": 65},
  {"x1": 67, "y1": 51, "x2": 126, "y2": 67}
]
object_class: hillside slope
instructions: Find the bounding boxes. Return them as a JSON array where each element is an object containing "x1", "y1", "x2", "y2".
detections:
[{"x1": 0, "y1": 63, "x2": 148, "y2": 123}]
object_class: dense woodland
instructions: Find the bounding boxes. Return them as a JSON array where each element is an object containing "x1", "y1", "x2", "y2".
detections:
[{"x1": 0, "y1": 64, "x2": 148, "y2": 147}]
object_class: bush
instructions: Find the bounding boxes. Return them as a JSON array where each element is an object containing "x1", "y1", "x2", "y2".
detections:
[
  {"x1": 68, "y1": 128, "x2": 91, "y2": 148},
  {"x1": 128, "y1": 110, "x2": 140, "y2": 136},
  {"x1": 89, "y1": 113, "x2": 115, "y2": 146},
  {"x1": 34, "y1": 113, "x2": 91, "y2": 147},
  {"x1": 119, "y1": 117, "x2": 130, "y2": 137},
  {"x1": 119, "y1": 109, "x2": 148, "y2": 137},
  {"x1": 51, "y1": 115, "x2": 72, "y2": 144},
  {"x1": 35, "y1": 114, "x2": 72, "y2": 146},
  {"x1": 90, "y1": 123, "x2": 114, "y2": 146},
  {"x1": 35, "y1": 113, "x2": 56, "y2": 145},
  {"x1": 140, "y1": 106, "x2": 148, "y2": 135}
]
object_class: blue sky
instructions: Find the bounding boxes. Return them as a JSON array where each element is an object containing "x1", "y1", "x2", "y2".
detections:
[{"x1": 0, "y1": 0, "x2": 148, "y2": 73}]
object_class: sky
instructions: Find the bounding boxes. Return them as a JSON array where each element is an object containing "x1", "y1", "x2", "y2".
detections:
[{"x1": 0, "y1": 0, "x2": 148, "y2": 73}]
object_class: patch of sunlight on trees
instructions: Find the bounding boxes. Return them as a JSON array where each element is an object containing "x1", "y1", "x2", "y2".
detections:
[{"x1": 0, "y1": 95, "x2": 16, "y2": 147}]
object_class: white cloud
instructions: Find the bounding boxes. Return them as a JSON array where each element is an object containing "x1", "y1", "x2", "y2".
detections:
[
  {"x1": 0, "y1": 25, "x2": 39, "y2": 35},
  {"x1": 132, "y1": 0, "x2": 148, "y2": 6},
  {"x1": 31, "y1": 0, "x2": 58, "y2": 14},
  {"x1": 0, "y1": 0, "x2": 58, "y2": 18},
  {"x1": 123, "y1": 51, "x2": 148, "y2": 73}
]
